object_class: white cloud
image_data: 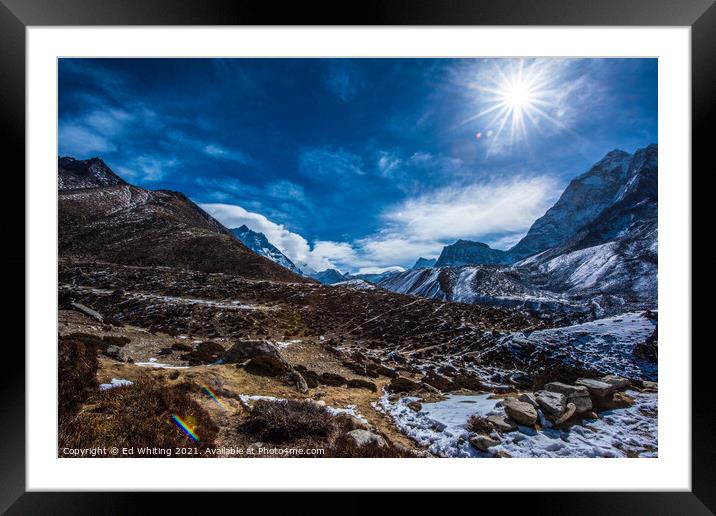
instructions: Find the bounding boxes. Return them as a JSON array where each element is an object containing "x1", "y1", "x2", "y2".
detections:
[
  {"x1": 199, "y1": 202, "x2": 336, "y2": 272},
  {"x1": 116, "y1": 156, "x2": 179, "y2": 182},
  {"x1": 357, "y1": 266, "x2": 406, "y2": 275},
  {"x1": 199, "y1": 175, "x2": 558, "y2": 273}
]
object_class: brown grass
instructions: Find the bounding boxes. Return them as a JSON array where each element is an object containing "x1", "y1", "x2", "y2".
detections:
[
  {"x1": 238, "y1": 399, "x2": 335, "y2": 443},
  {"x1": 59, "y1": 379, "x2": 218, "y2": 456},
  {"x1": 58, "y1": 335, "x2": 100, "y2": 421}
]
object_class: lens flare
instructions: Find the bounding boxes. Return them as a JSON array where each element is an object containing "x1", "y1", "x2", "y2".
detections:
[
  {"x1": 171, "y1": 414, "x2": 199, "y2": 442},
  {"x1": 203, "y1": 385, "x2": 226, "y2": 409},
  {"x1": 459, "y1": 59, "x2": 569, "y2": 155}
]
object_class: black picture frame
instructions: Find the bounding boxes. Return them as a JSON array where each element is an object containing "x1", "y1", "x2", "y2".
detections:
[{"x1": 2, "y1": 0, "x2": 709, "y2": 511}]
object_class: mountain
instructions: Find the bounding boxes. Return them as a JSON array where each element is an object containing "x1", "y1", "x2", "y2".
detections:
[
  {"x1": 58, "y1": 157, "x2": 306, "y2": 283},
  {"x1": 58, "y1": 156, "x2": 127, "y2": 190},
  {"x1": 310, "y1": 269, "x2": 347, "y2": 285},
  {"x1": 514, "y1": 144, "x2": 657, "y2": 313},
  {"x1": 435, "y1": 240, "x2": 508, "y2": 267},
  {"x1": 412, "y1": 257, "x2": 436, "y2": 269},
  {"x1": 345, "y1": 270, "x2": 400, "y2": 284},
  {"x1": 378, "y1": 265, "x2": 577, "y2": 312},
  {"x1": 508, "y1": 149, "x2": 633, "y2": 260},
  {"x1": 231, "y1": 225, "x2": 302, "y2": 275},
  {"x1": 379, "y1": 145, "x2": 658, "y2": 317}
]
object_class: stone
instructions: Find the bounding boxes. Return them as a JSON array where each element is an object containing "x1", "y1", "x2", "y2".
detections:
[
  {"x1": 244, "y1": 355, "x2": 291, "y2": 377},
  {"x1": 104, "y1": 345, "x2": 122, "y2": 361},
  {"x1": 502, "y1": 399, "x2": 538, "y2": 426},
  {"x1": 407, "y1": 401, "x2": 422, "y2": 412},
  {"x1": 641, "y1": 380, "x2": 658, "y2": 392},
  {"x1": 469, "y1": 434, "x2": 501, "y2": 452},
  {"x1": 71, "y1": 302, "x2": 104, "y2": 322},
  {"x1": 334, "y1": 413, "x2": 369, "y2": 431},
  {"x1": 544, "y1": 382, "x2": 592, "y2": 414},
  {"x1": 601, "y1": 375, "x2": 630, "y2": 390},
  {"x1": 610, "y1": 391, "x2": 635, "y2": 408},
  {"x1": 536, "y1": 390, "x2": 567, "y2": 420},
  {"x1": 222, "y1": 340, "x2": 282, "y2": 363},
  {"x1": 487, "y1": 415, "x2": 517, "y2": 433},
  {"x1": 288, "y1": 370, "x2": 308, "y2": 393},
  {"x1": 575, "y1": 378, "x2": 616, "y2": 398},
  {"x1": 518, "y1": 392, "x2": 539, "y2": 409},
  {"x1": 345, "y1": 429, "x2": 387, "y2": 448},
  {"x1": 387, "y1": 376, "x2": 421, "y2": 393},
  {"x1": 346, "y1": 378, "x2": 378, "y2": 392},
  {"x1": 555, "y1": 402, "x2": 577, "y2": 425}
]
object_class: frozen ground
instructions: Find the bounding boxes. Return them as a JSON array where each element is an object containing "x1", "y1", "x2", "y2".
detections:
[
  {"x1": 99, "y1": 378, "x2": 134, "y2": 391},
  {"x1": 494, "y1": 311, "x2": 657, "y2": 380},
  {"x1": 375, "y1": 390, "x2": 657, "y2": 458}
]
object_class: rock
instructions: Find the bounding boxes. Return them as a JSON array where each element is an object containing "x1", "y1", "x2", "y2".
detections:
[
  {"x1": 346, "y1": 378, "x2": 378, "y2": 392},
  {"x1": 386, "y1": 376, "x2": 421, "y2": 393},
  {"x1": 422, "y1": 372, "x2": 454, "y2": 392},
  {"x1": 71, "y1": 302, "x2": 103, "y2": 322},
  {"x1": 601, "y1": 375, "x2": 630, "y2": 390},
  {"x1": 319, "y1": 372, "x2": 348, "y2": 386},
  {"x1": 610, "y1": 391, "x2": 635, "y2": 408},
  {"x1": 641, "y1": 380, "x2": 658, "y2": 392},
  {"x1": 104, "y1": 345, "x2": 122, "y2": 361},
  {"x1": 487, "y1": 415, "x2": 517, "y2": 433},
  {"x1": 244, "y1": 355, "x2": 291, "y2": 377},
  {"x1": 536, "y1": 390, "x2": 567, "y2": 420},
  {"x1": 575, "y1": 378, "x2": 616, "y2": 398},
  {"x1": 518, "y1": 392, "x2": 539, "y2": 409},
  {"x1": 345, "y1": 429, "x2": 387, "y2": 448},
  {"x1": 222, "y1": 340, "x2": 282, "y2": 363},
  {"x1": 544, "y1": 382, "x2": 592, "y2": 414},
  {"x1": 555, "y1": 402, "x2": 577, "y2": 425},
  {"x1": 288, "y1": 370, "x2": 309, "y2": 393},
  {"x1": 407, "y1": 401, "x2": 422, "y2": 412},
  {"x1": 374, "y1": 365, "x2": 400, "y2": 378},
  {"x1": 502, "y1": 399, "x2": 538, "y2": 426},
  {"x1": 469, "y1": 434, "x2": 501, "y2": 452},
  {"x1": 510, "y1": 372, "x2": 533, "y2": 388},
  {"x1": 419, "y1": 382, "x2": 441, "y2": 395},
  {"x1": 334, "y1": 413, "x2": 369, "y2": 431}
]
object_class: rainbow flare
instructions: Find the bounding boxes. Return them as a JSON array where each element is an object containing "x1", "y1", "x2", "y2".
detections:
[
  {"x1": 203, "y1": 386, "x2": 225, "y2": 409},
  {"x1": 171, "y1": 414, "x2": 199, "y2": 442}
]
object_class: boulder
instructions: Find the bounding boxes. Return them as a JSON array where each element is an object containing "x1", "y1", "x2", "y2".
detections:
[
  {"x1": 518, "y1": 392, "x2": 539, "y2": 409},
  {"x1": 319, "y1": 372, "x2": 348, "y2": 387},
  {"x1": 641, "y1": 380, "x2": 658, "y2": 392},
  {"x1": 386, "y1": 376, "x2": 421, "y2": 393},
  {"x1": 601, "y1": 375, "x2": 630, "y2": 390},
  {"x1": 487, "y1": 415, "x2": 517, "y2": 433},
  {"x1": 575, "y1": 378, "x2": 615, "y2": 398},
  {"x1": 223, "y1": 340, "x2": 282, "y2": 363},
  {"x1": 288, "y1": 370, "x2": 309, "y2": 393},
  {"x1": 544, "y1": 382, "x2": 592, "y2": 414},
  {"x1": 345, "y1": 429, "x2": 387, "y2": 448},
  {"x1": 555, "y1": 402, "x2": 577, "y2": 425},
  {"x1": 104, "y1": 345, "x2": 122, "y2": 361},
  {"x1": 334, "y1": 413, "x2": 369, "y2": 431},
  {"x1": 502, "y1": 399, "x2": 538, "y2": 426},
  {"x1": 469, "y1": 434, "x2": 501, "y2": 452},
  {"x1": 407, "y1": 401, "x2": 422, "y2": 412},
  {"x1": 244, "y1": 355, "x2": 291, "y2": 377},
  {"x1": 536, "y1": 390, "x2": 567, "y2": 420},
  {"x1": 346, "y1": 378, "x2": 378, "y2": 392}
]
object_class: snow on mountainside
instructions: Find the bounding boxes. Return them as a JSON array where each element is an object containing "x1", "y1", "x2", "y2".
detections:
[
  {"x1": 508, "y1": 149, "x2": 633, "y2": 260},
  {"x1": 412, "y1": 257, "x2": 437, "y2": 269},
  {"x1": 231, "y1": 225, "x2": 303, "y2": 275},
  {"x1": 310, "y1": 268, "x2": 347, "y2": 285},
  {"x1": 435, "y1": 240, "x2": 509, "y2": 267}
]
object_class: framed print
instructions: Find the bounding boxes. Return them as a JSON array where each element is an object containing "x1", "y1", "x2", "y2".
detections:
[{"x1": 3, "y1": 0, "x2": 711, "y2": 510}]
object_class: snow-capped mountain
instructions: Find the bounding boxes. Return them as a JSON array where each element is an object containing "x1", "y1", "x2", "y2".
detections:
[
  {"x1": 508, "y1": 149, "x2": 634, "y2": 260},
  {"x1": 412, "y1": 257, "x2": 437, "y2": 269},
  {"x1": 435, "y1": 240, "x2": 509, "y2": 267},
  {"x1": 310, "y1": 268, "x2": 347, "y2": 285},
  {"x1": 380, "y1": 145, "x2": 658, "y2": 317},
  {"x1": 231, "y1": 225, "x2": 302, "y2": 275}
]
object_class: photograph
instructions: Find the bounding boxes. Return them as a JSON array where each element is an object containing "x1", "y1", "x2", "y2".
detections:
[{"x1": 56, "y1": 57, "x2": 658, "y2": 459}]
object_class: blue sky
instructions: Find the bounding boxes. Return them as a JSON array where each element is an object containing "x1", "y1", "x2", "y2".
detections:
[{"x1": 58, "y1": 58, "x2": 657, "y2": 273}]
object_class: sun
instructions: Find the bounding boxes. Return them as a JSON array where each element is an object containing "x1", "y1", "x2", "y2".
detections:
[{"x1": 458, "y1": 59, "x2": 566, "y2": 154}]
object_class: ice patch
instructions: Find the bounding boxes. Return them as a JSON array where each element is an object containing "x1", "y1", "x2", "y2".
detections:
[{"x1": 99, "y1": 378, "x2": 134, "y2": 391}]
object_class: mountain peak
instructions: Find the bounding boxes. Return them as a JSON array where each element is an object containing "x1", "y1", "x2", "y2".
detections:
[
  {"x1": 412, "y1": 257, "x2": 437, "y2": 270},
  {"x1": 435, "y1": 239, "x2": 507, "y2": 267},
  {"x1": 58, "y1": 156, "x2": 127, "y2": 191},
  {"x1": 230, "y1": 226, "x2": 302, "y2": 276}
]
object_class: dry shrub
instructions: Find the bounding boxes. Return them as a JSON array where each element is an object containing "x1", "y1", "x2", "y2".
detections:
[
  {"x1": 181, "y1": 341, "x2": 224, "y2": 365},
  {"x1": 59, "y1": 379, "x2": 218, "y2": 455},
  {"x1": 58, "y1": 335, "x2": 99, "y2": 421},
  {"x1": 325, "y1": 435, "x2": 416, "y2": 458},
  {"x1": 346, "y1": 378, "x2": 378, "y2": 392},
  {"x1": 238, "y1": 399, "x2": 335, "y2": 443},
  {"x1": 244, "y1": 355, "x2": 290, "y2": 377}
]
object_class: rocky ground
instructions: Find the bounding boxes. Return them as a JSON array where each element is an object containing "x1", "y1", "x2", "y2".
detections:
[{"x1": 58, "y1": 259, "x2": 658, "y2": 458}]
